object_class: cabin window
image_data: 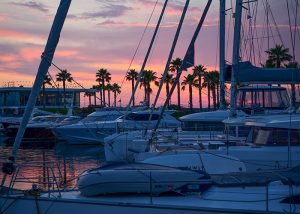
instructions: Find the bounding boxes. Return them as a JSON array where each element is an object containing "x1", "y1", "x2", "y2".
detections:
[
  {"x1": 123, "y1": 113, "x2": 160, "y2": 121},
  {"x1": 253, "y1": 128, "x2": 300, "y2": 146},
  {"x1": 280, "y1": 195, "x2": 300, "y2": 204},
  {"x1": 236, "y1": 89, "x2": 289, "y2": 110},
  {"x1": 182, "y1": 121, "x2": 224, "y2": 131}
]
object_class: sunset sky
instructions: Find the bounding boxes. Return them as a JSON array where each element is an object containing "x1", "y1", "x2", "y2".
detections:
[{"x1": 0, "y1": 0, "x2": 299, "y2": 107}]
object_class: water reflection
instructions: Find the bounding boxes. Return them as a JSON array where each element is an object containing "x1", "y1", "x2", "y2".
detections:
[{"x1": 0, "y1": 141, "x2": 105, "y2": 190}]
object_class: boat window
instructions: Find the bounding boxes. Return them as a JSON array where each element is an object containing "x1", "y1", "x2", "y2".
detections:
[
  {"x1": 124, "y1": 113, "x2": 160, "y2": 121},
  {"x1": 227, "y1": 126, "x2": 250, "y2": 137},
  {"x1": 280, "y1": 195, "x2": 300, "y2": 204},
  {"x1": 81, "y1": 114, "x2": 120, "y2": 123},
  {"x1": 253, "y1": 128, "x2": 300, "y2": 146},
  {"x1": 236, "y1": 88, "x2": 289, "y2": 110},
  {"x1": 182, "y1": 121, "x2": 224, "y2": 131}
]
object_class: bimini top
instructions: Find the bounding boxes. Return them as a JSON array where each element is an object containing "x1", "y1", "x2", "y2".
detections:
[
  {"x1": 244, "y1": 114, "x2": 300, "y2": 129},
  {"x1": 226, "y1": 61, "x2": 300, "y2": 84}
]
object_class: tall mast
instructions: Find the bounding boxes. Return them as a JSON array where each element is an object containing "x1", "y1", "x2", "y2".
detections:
[
  {"x1": 152, "y1": 0, "x2": 190, "y2": 109},
  {"x1": 126, "y1": 0, "x2": 169, "y2": 109},
  {"x1": 152, "y1": 0, "x2": 213, "y2": 135},
  {"x1": 229, "y1": 0, "x2": 243, "y2": 117},
  {"x1": 219, "y1": 0, "x2": 226, "y2": 109},
  {"x1": 11, "y1": 0, "x2": 71, "y2": 159}
]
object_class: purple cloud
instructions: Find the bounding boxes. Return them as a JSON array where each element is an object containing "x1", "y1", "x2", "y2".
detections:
[
  {"x1": 10, "y1": 1, "x2": 49, "y2": 13},
  {"x1": 81, "y1": 4, "x2": 133, "y2": 19}
]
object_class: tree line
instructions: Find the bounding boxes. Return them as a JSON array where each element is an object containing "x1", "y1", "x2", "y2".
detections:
[{"x1": 42, "y1": 44, "x2": 299, "y2": 110}]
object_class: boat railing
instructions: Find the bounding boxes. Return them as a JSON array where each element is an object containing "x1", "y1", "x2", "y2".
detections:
[{"x1": 4, "y1": 161, "x2": 65, "y2": 197}]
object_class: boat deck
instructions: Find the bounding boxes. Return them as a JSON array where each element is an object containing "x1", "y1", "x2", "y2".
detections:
[{"x1": 211, "y1": 166, "x2": 300, "y2": 186}]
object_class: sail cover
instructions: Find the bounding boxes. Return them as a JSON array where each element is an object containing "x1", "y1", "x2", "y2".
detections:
[{"x1": 225, "y1": 61, "x2": 300, "y2": 84}]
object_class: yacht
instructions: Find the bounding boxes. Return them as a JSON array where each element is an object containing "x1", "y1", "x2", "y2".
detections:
[
  {"x1": 4, "y1": 115, "x2": 71, "y2": 145},
  {"x1": 53, "y1": 110, "x2": 180, "y2": 145},
  {"x1": 103, "y1": 86, "x2": 294, "y2": 167},
  {"x1": 131, "y1": 113, "x2": 300, "y2": 172},
  {"x1": 78, "y1": 162, "x2": 212, "y2": 196},
  {"x1": 52, "y1": 108, "x2": 126, "y2": 144},
  {"x1": 1, "y1": 166, "x2": 299, "y2": 214}
]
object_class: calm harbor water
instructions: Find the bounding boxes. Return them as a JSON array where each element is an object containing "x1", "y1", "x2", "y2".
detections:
[{"x1": 0, "y1": 137, "x2": 104, "y2": 190}]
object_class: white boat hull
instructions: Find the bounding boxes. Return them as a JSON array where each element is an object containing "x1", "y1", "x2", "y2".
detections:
[
  {"x1": 1, "y1": 181, "x2": 298, "y2": 214},
  {"x1": 78, "y1": 163, "x2": 211, "y2": 196}
]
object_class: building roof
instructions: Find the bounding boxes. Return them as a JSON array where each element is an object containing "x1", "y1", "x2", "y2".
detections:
[{"x1": 0, "y1": 87, "x2": 96, "y2": 92}]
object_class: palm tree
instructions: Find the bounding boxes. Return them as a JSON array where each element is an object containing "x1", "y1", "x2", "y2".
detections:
[
  {"x1": 96, "y1": 68, "x2": 111, "y2": 107},
  {"x1": 286, "y1": 61, "x2": 300, "y2": 108},
  {"x1": 265, "y1": 44, "x2": 292, "y2": 68},
  {"x1": 56, "y1": 69, "x2": 73, "y2": 108},
  {"x1": 181, "y1": 74, "x2": 197, "y2": 110},
  {"x1": 169, "y1": 58, "x2": 186, "y2": 109},
  {"x1": 193, "y1": 65, "x2": 206, "y2": 111},
  {"x1": 111, "y1": 83, "x2": 121, "y2": 107},
  {"x1": 140, "y1": 70, "x2": 158, "y2": 107},
  {"x1": 126, "y1": 69, "x2": 138, "y2": 106},
  {"x1": 42, "y1": 74, "x2": 52, "y2": 109}
]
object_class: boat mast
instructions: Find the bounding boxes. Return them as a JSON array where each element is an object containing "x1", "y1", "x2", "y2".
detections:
[
  {"x1": 229, "y1": 0, "x2": 243, "y2": 118},
  {"x1": 152, "y1": 0, "x2": 213, "y2": 135},
  {"x1": 1, "y1": 0, "x2": 71, "y2": 176},
  {"x1": 126, "y1": 0, "x2": 169, "y2": 109},
  {"x1": 152, "y1": 0, "x2": 190, "y2": 109},
  {"x1": 219, "y1": 0, "x2": 226, "y2": 109}
]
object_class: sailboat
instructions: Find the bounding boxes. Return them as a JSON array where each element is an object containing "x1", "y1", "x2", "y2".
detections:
[{"x1": 1, "y1": 0, "x2": 299, "y2": 214}]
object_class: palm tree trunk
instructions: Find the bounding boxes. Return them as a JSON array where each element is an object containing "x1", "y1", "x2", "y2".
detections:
[
  {"x1": 198, "y1": 75, "x2": 202, "y2": 111},
  {"x1": 212, "y1": 85, "x2": 217, "y2": 110},
  {"x1": 108, "y1": 90, "x2": 111, "y2": 107},
  {"x1": 43, "y1": 83, "x2": 46, "y2": 109},
  {"x1": 102, "y1": 80, "x2": 106, "y2": 106},
  {"x1": 63, "y1": 81, "x2": 66, "y2": 108},
  {"x1": 189, "y1": 84, "x2": 193, "y2": 110},
  {"x1": 114, "y1": 92, "x2": 117, "y2": 107},
  {"x1": 177, "y1": 78, "x2": 181, "y2": 109},
  {"x1": 98, "y1": 82, "x2": 102, "y2": 106},
  {"x1": 94, "y1": 93, "x2": 96, "y2": 106},
  {"x1": 132, "y1": 79, "x2": 135, "y2": 106},
  {"x1": 147, "y1": 87, "x2": 151, "y2": 107},
  {"x1": 207, "y1": 83, "x2": 211, "y2": 111},
  {"x1": 216, "y1": 84, "x2": 220, "y2": 108},
  {"x1": 88, "y1": 95, "x2": 91, "y2": 106},
  {"x1": 166, "y1": 83, "x2": 170, "y2": 107},
  {"x1": 143, "y1": 80, "x2": 147, "y2": 105}
]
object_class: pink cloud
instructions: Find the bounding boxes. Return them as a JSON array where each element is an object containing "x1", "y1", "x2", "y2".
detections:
[
  {"x1": 19, "y1": 48, "x2": 79, "y2": 62},
  {"x1": 0, "y1": 54, "x2": 18, "y2": 63},
  {"x1": 19, "y1": 47, "x2": 43, "y2": 61},
  {"x1": 0, "y1": 15, "x2": 5, "y2": 23},
  {"x1": 0, "y1": 29, "x2": 34, "y2": 39}
]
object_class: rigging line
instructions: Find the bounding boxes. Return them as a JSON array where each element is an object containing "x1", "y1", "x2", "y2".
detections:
[
  {"x1": 215, "y1": 17, "x2": 220, "y2": 71},
  {"x1": 46, "y1": 71, "x2": 58, "y2": 88},
  {"x1": 152, "y1": 0, "x2": 190, "y2": 110},
  {"x1": 250, "y1": 1, "x2": 257, "y2": 64},
  {"x1": 126, "y1": 0, "x2": 169, "y2": 109},
  {"x1": 267, "y1": 0, "x2": 284, "y2": 45},
  {"x1": 286, "y1": 0, "x2": 296, "y2": 59},
  {"x1": 253, "y1": 0, "x2": 263, "y2": 65},
  {"x1": 293, "y1": 0, "x2": 299, "y2": 61},
  {"x1": 225, "y1": 6, "x2": 232, "y2": 62},
  {"x1": 113, "y1": 0, "x2": 159, "y2": 104}
]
